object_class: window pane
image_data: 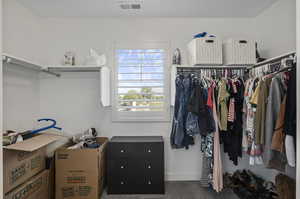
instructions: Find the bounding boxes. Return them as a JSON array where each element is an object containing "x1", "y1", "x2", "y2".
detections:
[
  {"x1": 118, "y1": 74, "x2": 141, "y2": 80},
  {"x1": 142, "y1": 73, "x2": 164, "y2": 80},
  {"x1": 119, "y1": 66, "x2": 141, "y2": 73},
  {"x1": 119, "y1": 81, "x2": 164, "y2": 87},
  {"x1": 143, "y1": 66, "x2": 163, "y2": 73},
  {"x1": 116, "y1": 48, "x2": 165, "y2": 113},
  {"x1": 118, "y1": 94, "x2": 164, "y2": 100}
]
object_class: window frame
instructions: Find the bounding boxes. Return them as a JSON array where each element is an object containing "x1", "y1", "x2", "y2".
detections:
[{"x1": 112, "y1": 41, "x2": 171, "y2": 122}]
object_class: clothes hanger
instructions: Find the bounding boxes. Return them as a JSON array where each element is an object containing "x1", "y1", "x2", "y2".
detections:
[
  {"x1": 21, "y1": 118, "x2": 62, "y2": 140},
  {"x1": 31, "y1": 118, "x2": 62, "y2": 134}
]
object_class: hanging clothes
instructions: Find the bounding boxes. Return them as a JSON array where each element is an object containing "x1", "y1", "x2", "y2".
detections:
[
  {"x1": 268, "y1": 95, "x2": 287, "y2": 172},
  {"x1": 170, "y1": 58, "x2": 297, "y2": 192},
  {"x1": 254, "y1": 76, "x2": 273, "y2": 145},
  {"x1": 284, "y1": 67, "x2": 296, "y2": 167},
  {"x1": 263, "y1": 74, "x2": 287, "y2": 169},
  {"x1": 170, "y1": 75, "x2": 195, "y2": 149},
  {"x1": 220, "y1": 78, "x2": 245, "y2": 166},
  {"x1": 212, "y1": 83, "x2": 223, "y2": 192},
  {"x1": 217, "y1": 79, "x2": 230, "y2": 131}
]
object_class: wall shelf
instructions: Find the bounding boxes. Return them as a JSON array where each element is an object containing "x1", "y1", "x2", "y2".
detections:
[
  {"x1": 47, "y1": 65, "x2": 111, "y2": 107},
  {"x1": 47, "y1": 65, "x2": 103, "y2": 72},
  {"x1": 2, "y1": 53, "x2": 60, "y2": 77}
]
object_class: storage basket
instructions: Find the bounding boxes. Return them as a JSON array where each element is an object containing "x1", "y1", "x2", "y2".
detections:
[
  {"x1": 188, "y1": 37, "x2": 223, "y2": 65},
  {"x1": 223, "y1": 39, "x2": 256, "y2": 65}
]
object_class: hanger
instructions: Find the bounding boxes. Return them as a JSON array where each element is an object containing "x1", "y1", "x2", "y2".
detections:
[
  {"x1": 31, "y1": 118, "x2": 62, "y2": 135},
  {"x1": 20, "y1": 118, "x2": 62, "y2": 140}
]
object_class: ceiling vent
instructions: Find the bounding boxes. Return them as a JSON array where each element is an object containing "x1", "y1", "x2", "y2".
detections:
[
  {"x1": 118, "y1": 0, "x2": 143, "y2": 10},
  {"x1": 120, "y1": 4, "x2": 141, "y2": 9}
]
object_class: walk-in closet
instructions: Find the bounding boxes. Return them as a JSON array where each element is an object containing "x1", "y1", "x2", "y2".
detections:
[{"x1": 0, "y1": 0, "x2": 299, "y2": 198}]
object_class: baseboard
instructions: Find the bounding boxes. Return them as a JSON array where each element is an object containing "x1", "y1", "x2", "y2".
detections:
[{"x1": 166, "y1": 173, "x2": 201, "y2": 181}]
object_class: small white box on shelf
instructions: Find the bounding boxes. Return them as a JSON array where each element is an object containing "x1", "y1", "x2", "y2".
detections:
[
  {"x1": 223, "y1": 39, "x2": 256, "y2": 65},
  {"x1": 188, "y1": 37, "x2": 223, "y2": 65}
]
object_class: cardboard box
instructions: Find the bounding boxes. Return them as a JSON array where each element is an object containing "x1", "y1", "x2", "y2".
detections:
[
  {"x1": 4, "y1": 133, "x2": 62, "y2": 194},
  {"x1": 55, "y1": 137, "x2": 108, "y2": 199},
  {"x1": 4, "y1": 170, "x2": 50, "y2": 199}
]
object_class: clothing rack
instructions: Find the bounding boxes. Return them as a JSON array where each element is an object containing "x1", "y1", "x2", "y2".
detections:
[
  {"x1": 177, "y1": 66, "x2": 248, "y2": 70},
  {"x1": 248, "y1": 51, "x2": 296, "y2": 70},
  {"x1": 176, "y1": 51, "x2": 296, "y2": 73}
]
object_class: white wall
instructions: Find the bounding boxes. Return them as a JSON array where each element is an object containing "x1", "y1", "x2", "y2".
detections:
[
  {"x1": 296, "y1": 0, "x2": 300, "y2": 197},
  {"x1": 255, "y1": 0, "x2": 296, "y2": 57},
  {"x1": 3, "y1": 63, "x2": 40, "y2": 131},
  {"x1": 3, "y1": 0, "x2": 45, "y2": 64},
  {"x1": 2, "y1": 0, "x2": 42, "y2": 132},
  {"x1": 2, "y1": 0, "x2": 296, "y2": 181},
  {"x1": 39, "y1": 17, "x2": 256, "y2": 181},
  {"x1": 0, "y1": 0, "x2": 4, "y2": 196}
]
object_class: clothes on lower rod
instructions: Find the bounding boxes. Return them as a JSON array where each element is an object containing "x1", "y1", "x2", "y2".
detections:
[
  {"x1": 219, "y1": 78, "x2": 245, "y2": 166},
  {"x1": 170, "y1": 63, "x2": 297, "y2": 192},
  {"x1": 170, "y1": 75, "x2": 195, "y2": 149},
  {"x1": 244, "y1": 65, "x2": 297, "y2": 171}
]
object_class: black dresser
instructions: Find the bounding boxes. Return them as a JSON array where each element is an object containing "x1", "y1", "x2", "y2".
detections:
[{"x1": 107, "y1": 136, "x2": 165, "y2": 194}]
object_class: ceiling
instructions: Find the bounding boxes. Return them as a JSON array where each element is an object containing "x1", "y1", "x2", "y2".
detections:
[{"x1": 16, "y1": 0, "x2": 278, "y2": 17}]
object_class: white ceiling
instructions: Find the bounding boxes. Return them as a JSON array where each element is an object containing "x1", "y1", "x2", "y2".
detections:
[{"x1": 16, "y1": 0, "x2": 278, "y2": 17}]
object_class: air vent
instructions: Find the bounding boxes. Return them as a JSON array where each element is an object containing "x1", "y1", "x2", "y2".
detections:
[
  {"x1": 131, "y1": 4, "x2": 141, "y2": 9},
  {"x1": 120, "y1": 4, "x2": 141, "y2": 9}
]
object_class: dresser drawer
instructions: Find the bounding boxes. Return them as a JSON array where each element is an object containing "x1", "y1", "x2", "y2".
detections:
[
  {"x1": 108, "y1": 142, "x2": 163, "y2": 159},
  {"x1": 108, "y1": 159, "x2": 164, "y2": 178},
  {"x1": 133, "y1": 159, "x2": 164, "y2": 176},
  {"x1": 107, "y1": 158, "x2": 131, "y2": 176},
  {"x1": 107, "y1": 136, "x2": 164, "y2": 194},
  {"x1": 135, "y1": 142, "x2": 164, "y2": 158},
  {"x1": 107, "y1": 175, "x2": 164, "y2": 194},
  {"x1": 108, "y1": 143, "x2": 134, "y2": 159},
  {"x1": 136, "y1": 176, "x2": 165, "y2": 194},
  {"x1": 107, "y1": 175, "x2": 134, "y2": 194}
]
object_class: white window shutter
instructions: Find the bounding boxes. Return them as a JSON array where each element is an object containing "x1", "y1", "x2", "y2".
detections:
[
  {"x1": 101, "y1": 66, "x2": 111, "y2": 107},
  {"x1": 116, "y1": 49, "x2": 165, "y2": 112}
]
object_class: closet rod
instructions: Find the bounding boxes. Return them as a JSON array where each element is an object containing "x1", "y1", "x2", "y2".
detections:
[
  {"x1": 249, "y1": 51, "x2": 296, "y2": 70},
  {"x1": 176, "y1": 66, "x2": 248, "y2": 70},
  {"x1": 2, "y1": 54, "x2": 60, "y2": 77}
]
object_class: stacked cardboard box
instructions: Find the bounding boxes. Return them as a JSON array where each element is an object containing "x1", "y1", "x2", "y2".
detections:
[
  {"x1": 3, "y1": 133, "x2": 62, "y2": 199},
  {"x1": 55, "y1": 137, "x2": 108, "y2": 199}
]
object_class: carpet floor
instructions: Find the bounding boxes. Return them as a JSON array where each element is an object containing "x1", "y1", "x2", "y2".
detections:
[{"x1": 101, "y1": 181, "x2": 239, "y2": 199}]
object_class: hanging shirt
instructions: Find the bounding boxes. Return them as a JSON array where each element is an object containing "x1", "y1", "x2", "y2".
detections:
[
  {"x1": 254, "y1": 77, "x2": 273, "y2": 145},
  {"x1": 218, "y1": 79, "x2": 230, "y2": 131},
  {"x1": 212, "y1": 85, "x2": 223, "y2": 193},
  {"x1": 263, "y1": 75, "x2": 286, "y2": 167},
  {"x1": 284, "y1": 67, "x2": 296, "y2": 167}
]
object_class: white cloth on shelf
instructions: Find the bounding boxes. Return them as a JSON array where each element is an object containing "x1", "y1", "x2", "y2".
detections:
[
  {"x1": 285, "y1": 135, "x2": 296, "y2": 167},
  {"x1": 100, "y1": 66, "x2": 110, "y2": 107}
]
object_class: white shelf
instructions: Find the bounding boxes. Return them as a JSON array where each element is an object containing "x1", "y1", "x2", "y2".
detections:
[
  {"x1": 47, "y1": 65, "x2": 103, "y2": 72},
  {"x1": 47, "y1": 65, "x2": 111, "y2": 107},
  {"x1": 2, "y1": 53, "x2": 60, "y2": 77}
]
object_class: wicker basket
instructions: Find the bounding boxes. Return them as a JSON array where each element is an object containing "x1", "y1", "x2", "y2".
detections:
[{"x1": 188, "y1": 37, "x2": 223, "y2": 65}]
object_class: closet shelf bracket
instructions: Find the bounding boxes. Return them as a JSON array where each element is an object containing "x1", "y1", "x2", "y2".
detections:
[{"x1": 2, "y1": 54, "x2": 61, "y2": 77}]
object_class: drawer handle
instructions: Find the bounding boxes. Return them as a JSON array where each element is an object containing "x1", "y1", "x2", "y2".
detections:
[
  {"x1": 148, "y1": 181, "x2": 152, "y2": 185},
  {"x1": 120, "y1": 165, "x2": 125, "y2": 169},
  {"x1": 120, "y1": 149, "x2": 125, "y2": 153},
  {"x1": 120, "y1": 181, "x2": 125, "y2": 185},
  {"x1": 147, "y1": 165, "x2": 152, "y2": 169},
  {"x1": 147, "y1": 149, "x2": 152, "y2": 153},
  {"x1": 205, "y1": 40, "x2": 214, "y2": 43},
  {"x1": 239, "y1": 40, "x2": 248, "y2": 44}
]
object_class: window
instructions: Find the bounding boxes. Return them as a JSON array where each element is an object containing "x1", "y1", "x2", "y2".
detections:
[{"x1": 112, "y1": 42, "x2": 170, "y2": 122}]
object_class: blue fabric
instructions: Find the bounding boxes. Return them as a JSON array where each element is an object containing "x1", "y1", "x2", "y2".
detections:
[
  {"x1": 171, "y1": 75, "x2": 194, "y2": 149},
  {"x1": 193, "y1": 32, "x2": 216, "y2": 39}
]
